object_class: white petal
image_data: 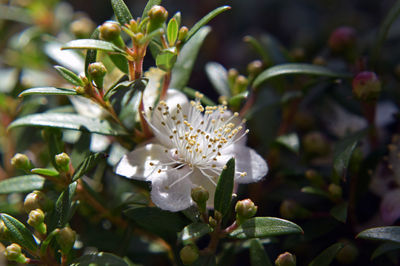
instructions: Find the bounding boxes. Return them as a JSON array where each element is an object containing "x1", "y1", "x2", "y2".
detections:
[
  {"x1": 90, "y1": 134, "x2": 111, "y2": 152},
  {"x1": 232, "y1": 145, "x2": 268, "y2": 184},
  {"x1": 150, "y1": 166, "x2": 194, "y2": 212},
  {"x1": 115, "y1": 143, "x2": 171, "y2": 181},
  {"x1": 69, "y1": 96, "x2": 105, "y2": 119},
  {"x1": 380, "y1": 189, "x2": 400, "y2": 224},
  {"x1": 189, "y1": 168, "x2": 218, "y2": 208}
]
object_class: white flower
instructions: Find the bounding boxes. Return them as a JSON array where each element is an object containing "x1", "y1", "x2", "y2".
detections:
[{"x1": 115, "y1": 90, "x2": 268, "y2": 212}]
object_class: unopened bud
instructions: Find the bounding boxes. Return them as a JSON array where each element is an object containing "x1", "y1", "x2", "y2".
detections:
[
  {"x1": 352, "y1": 71, "x2": 381, "y2": 102},
  {"x1": 11, "y1": 153, "x2": 31, "y2": 171},
  {"x1": 88, "y1": 62, "x2": 107, "y2": 89},
  {"x1": 27, "y1": 209, "x2": 46, "y2": 234},
  {"x1": 70, "y1": 17, "x2": 96, "y2": 38},
  {"x1": 247, "y1": 60, "x2": 263, "y2": 76},
  {"x1": 228, "y1": 68, "x2": 239, "y2": 89},
  {"x1": 56, "y1": 227, "x2": 76, "y2": 254},
  {"x1": 99, "y1": 21, "x2": 121, "y2": 41},
  {"x1": 178, "y1": 26, "x2": 188, "y2": 41},
  {"x1": 235, "y1": 199, "x2": 257, "y2": 224},
  {"x1": 275, "y1": 252, "x2": 296, "y2": 266},
  {"x1": 180, "y1": 245, "x2": 199, "y2": 265},
  {"x1": 305, "y1": 169, "x2": 325, "y2": 187},
  {"x1": 148, "y1": 5, "x2": 168, "y2": 32},
  {"x1": 328, "y1": 183, "x2": 343, "y2": 202},
  {"x1": 328, "y1": 26, "x2": 356, "y2": 53},
  {"x1": 302, "y1": 132, "x2": 330, "y2": 157},
  {"x1": 24, "y1": 190, "x2": 47, "y2": 213},
  {"x1": 233, "y1": 75, "x2": 248, "y2": 95},
  {"x1": 55, "y1": 152, "x2": 70, "y2": 172},
  {"x1": 191, "y1": 186, "x2": 209, "y2": 212},
  {"x1": 4, "y1": 244, "x2": 28, "y2": 263}
]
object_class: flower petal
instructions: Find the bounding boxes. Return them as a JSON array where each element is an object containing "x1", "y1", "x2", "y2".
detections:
[
  {"x1": 232, "y1": 145, "x2": 268, "y2": 184},
  {"x1": 150, "y1": 166, "x2": 194, "y2": 212},
  {"x1": 115, "y1": 143, "x2": 171, "y2": 181},
  {"x1": 380, "y1": 189, "x2": 400, "y2": 224}
]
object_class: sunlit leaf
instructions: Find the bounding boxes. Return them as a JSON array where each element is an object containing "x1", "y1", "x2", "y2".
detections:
[
  {"x1": 0, "y1": 175, "x2": 45, "y2": 194},
  {"x1": 19, "y1": 87, "x2": 77, "y2": 97},
  {"x1": 0, "y1": 213, "x2": 38, "y2": 251},
  {"x1": 111, "y1": 0, "x2": 133, "y2": 26},
  {"x1": 214, "y1": 158, "x2": 235, "y2": 217},
  {"x1": 357, "y1": 226, "x2": 400, "y2": 243}
]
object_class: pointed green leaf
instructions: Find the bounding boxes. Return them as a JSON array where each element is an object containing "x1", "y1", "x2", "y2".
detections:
[
  {"x1": 309, "y1": 243, "x2": 345, "y2": 266},
  {"x1": 111, "y1": 0, "x2": 133, "y2": 26},
  {"x1": 19, "y1": 87, "x2": 77, "y2": 97},
  {"x1": 244, "y1": 34, "x2": 287, "y2": 66},
  {"x1": 205, "y1": 62, "x2": 230, "y2": 97},
  {"x1": 141, "y1": 0, "x2": 162, "y2": 20},
  {"x1": 250, "y1": 239, "x2": 273, "y2": 266},
  {"x1": 9, "y1": 113, "x2": 127, "y2": 136},
  {"x1": 167, "y1": 18, "x2": 179, "y2": 46},
  {"x1": 0, "y1": 4, "x2": 32, "y2": 24},
  {"x1": 214, "y1": 158, "x2": 235, "y2": 217},
  {"x1": 0, "y1": 175, "x2": 45, "y2": 194},
  {"x1": 62, "y1": 39, "x2": 126, "y2": 54},
  {"x1": 179, "y1": 223, "x2": 212, "y2": 245},
  {"x1": 156, "y1": 47, "x2": 178, "y2": 71},
  {"x1": 48, "y1": 182, "x2": 77, "y2": 230},
  {"x1": 170, "y1": 26, "x2": 211, "y2": 90},
  {"x1": 330, "y1": 202, "x2": 348, "y2": 223},
  {"x1": 356, "y1": 226, "x2": 400, "y2": 243},
  {"x1": 229, "y1": 217, "x2": 303, "y2": 239},
  {"x1": 72, "y1": 153, "x2": 107, "y2": 181},
  {"x1": 109, "y1": 54, "x2": 129, "y2": 74},
  {"x1": 31, "y1": 168, "x2": 59, "y2": 177},
  {"x1": 71, "y1": 252, "x2": 129, "y2": 266},
  {"x1": 0, "y1": 213, "x2": 38, "y2": 251},
  {"x1": 54, "y1": 66, "x2": 84, "y2": 86},
  {"x1": 253, "y1": 63, "x2": 349, "y2": 89},
  {"x1": 371, "y1": 242, "x2": 400, "y2": 260},
  {"x1": 301, "y1": 186, "x2": 330, "y2": 198},
  {"x1": 185, "y1": 6, "x2": 230, "y2": 41}
]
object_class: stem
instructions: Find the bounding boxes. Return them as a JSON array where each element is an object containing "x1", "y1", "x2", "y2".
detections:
[
  {"x1": 160, "y1": 71, "x2": 171, "y2": 100},
  {"x1": 239, "y1": 90, "x2": 256, "y2": 117},
  {"x1": 128, "y1": 61, "x2": 135, "y2": 81},
  {"x1": 134, "y1": 57, "x2": 144, "y2": 80},
  {"x1": 361, "y1": 101, "x2": 378, "y2": 149},
  {"x1": 138, "y1": 92, "x2": 152, "y2": 138}
]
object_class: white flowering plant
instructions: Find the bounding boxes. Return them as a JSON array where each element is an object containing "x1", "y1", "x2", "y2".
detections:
[{"x1": 0, "y1": 0, "x2": 400, "y2": 265}]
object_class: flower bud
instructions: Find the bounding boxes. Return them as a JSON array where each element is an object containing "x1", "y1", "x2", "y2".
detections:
[
  {"x1": 56, "y1": 227, "x2": 76, "y2": 254},
  {"x1": 99, "y1": 21, "x2": 121, "y2": 42},
  {"x1": 233, "y1": 75, "x2": 248, "y2": 95},
  {"x1": 148, "y1": 5, "x2": 168, "y2": 32},
  {"x1": 180, "y1": 245, "x2": 199, "y2": 265},
  {"x1": 11, "y1": 153, "x2": 31, "y2": 171},
  {"x1": 235, "y1": 199, "x2": 257, "y2": 224},
  {"x1": 178, "y1": 26, "x2": 189, "y2": 41},
  {"x1": 328, "y1": 26, "x2": 356, "y2": 53},
  {"x1": 227, "y1": 68, "x2": 239, "y2": 89},
  {"x1": 275, "y1": 252, "x2": 296, "y2": 266},
  {"x1": 55, "y1": 152, "x2": 70, "y2": 172},
  {"x1": 24, "y1": 190, "x2": 48, "y2": 213},
  {"x1": 4, "y1": 244, "x2": 28, "y2": 263},
  {"x1": 336, "y1": 241, "x2": 359, "y2": 264},
  {"x1": 352, "y1": 71, "x2": 381, "y2": 102},
  {"x1": 302, "y1": 132, "x2": 330, "y2": 157},
  {"x1": 191, "y1": 186, "x2": 209, "y2": 212},
  {"x1": 88, "y1": 62, "x2": 107, "y2": 89},
  {"x1": 27, "y1": 209, "x2": 47, "y2": 234},
  {"x1": 70, "y1": 17, "x2": 96, "y2": 38},
  {"x1": 247, "y1": 60, "x2": 263, "y2": 76},
  {"x1": 328, "y1": 183, "x2": 343, "y2": 202}
]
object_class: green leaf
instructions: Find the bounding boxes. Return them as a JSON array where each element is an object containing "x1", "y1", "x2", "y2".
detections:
[
  {"x1": 356, "y1": 226, "x2": 400, "y2": 243},
  {"x1": 49, "y1": 182, "x2": 77, "y2": 230},
  {"x1": 330, "y1": 202, "x2": 348, "y2": 223},
  {"x1": 72, "y1": 153, "x2": 107, "y2": 181},
  {"x1": 31, "y1": 168, "x2": 59, "y2": 177},
  {"x1": 104, "y1": 80, "x2": 135, "y2": 100},
  {"x1": 9, "y1": 113, "x2": 127, "y2": 136},
  {"x1": 0, "y1": 213, "x2": 38, "y2": 251},
  {"x1": 309, "y1": 243, "x2": 345, "y2": 266},
  {"x1": 229, "y1": 217, "x2": 303, "y2": 239},
  {"x1": 252, "y1": 63, "x2": 349, "y2": 89},
  {"x1": 141, "y1": 0, "x2": 162, "y2": 20},
  {"x1": 0, "y1": 175, "x2": 45, "y2": 194},
  {"x1": 182, "y1": 87, "x2": 216, "y2": 106},
  {"x1": 124, "y1": 207, "x2": 188, "y2": 241},
  {"x1": 275, "y1": 133, "x2": 300, "y2": 154},
  {"x1": 301, "y1": 186, "x2": 330, "y2": 198},
  {"x1": 19, "y1": 87, "x2": 77, "y2": 97},
  {"x1": 111, "y1": 0, "x2": 133, "y2": 26},
  {"x1": 250, "y1": 239, "x2": 273, "y2": 266},
  {"x1": 62, "y1": 39, "x2": 126, "y2": 54},
  {"x1": 179, "y1": 223, "x2": 212, "y2": 245},
  {"x1": 109, "y1": 54, "x2": 129, "y2": 74},
  {"x1": 333, "y1": 130, "x2": 366, "y2": 179},
  {"x1": 244, "y1": 35, "x2": 273, "y2": 65},
  {"x1": 244, "y1": 34, "x2": 287, "y2": 66},
  {"x1": 371, "y1": 242, "x2": 400, "y2": 260},
  {"x1": 205, "y1": 62, "x2": 230, "y2": 97},
  {"x1": 228, "y1": 91, "x2": 248, "y2": 109},
  {"x1": 156, "y1": 47, "x2": 178, "y2": 71},
  {"x1": 170, "y1": 26, "x2": 211, "y2": 90},
  {"x1": 185, "y1": 6, "x2": 230, "y2": 41},
  {"x1": 85, "y1": 28, "x2": 100, "y2": 77},
  {"x1": 42, "y1": 128, "x2": 64, "y2": 171},
  {"x1": 167, "y1": 18, "x2": 179, "y2": 46},
  {"x1": 54, "y1": 66, "x2": 84, "y2": 86},
  {"x1": 71, "y1": 252, "x2": 129, "y2": 266},
  {"x1": 214, "y1": 158, "x2": 235, "y2": 217}
]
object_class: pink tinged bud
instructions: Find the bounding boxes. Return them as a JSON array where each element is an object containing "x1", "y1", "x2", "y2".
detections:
[
  {"x1": 99, "y1": 21, "x2": 121, "y2": 41},
  {"x1": 275, "y1": 252, "x2": 296, "y2": 266},
  {"x1": 328, "y1": 26, "x2": 356, "y2": 52},
  {"x1": 235, "y1": 199, "x2": 258, "y2": 224},
  {"x1": 352, "y1": 71, "x2": 381, "y2": 101}
]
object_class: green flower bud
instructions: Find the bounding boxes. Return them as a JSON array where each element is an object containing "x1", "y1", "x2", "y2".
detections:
[
  {"x1": 180, "y1": 245, "x2": 199, "y2": 265},
  {"x1": 302, "y1": 132, "x2": 330, "y2": 157},
  {"x1": 24, "y1": 190, "x2": 48, "y2": 213},
  {"x1": 235, "y1": 199, "x2": 257, "y2": 224},
  {"x1": 328, "y1": 26, "x2": 356, "y2": 53},
  {"x1": 11, "y1": 153, "x2": 31, "y2": 171},
  {"x1": 55, "y1": 152, "x2": 70, "y2": 172},
  {"x1": 27, "y1": 209, "x2": 46, "y2": 234},
  {"x1": 88, "y1": 62, "x2": 107, "y2": 89},
  {"x1": 233, "y1": 75, "x2": 248, "y2": 95},
  {"x1": 178, "y1": 26, "x2": 188, "y2": 41},
  {"x1": 247, "y1": 60, "x2": 263, "y2": 76},
  {"x1": 191, "y1": 186, "x2": 209, "y2": 212},
  {"x1": 148, "y1": 5, "x2": 168, "y2": 33},
  {"x1": 70, "y1": 17, "x2": 96, "y2": 38},
  {"x1": 336, "y1": 240, "x2": 359, "y2": 264},
  {"x1": 352, "y1": 71, "x2": 381, "y2": 102},
  {"x1": 4, "y1": 243, "x2": 28, "y2": 264},
  {"x1": 99, "y1": 21, "x2": 121, "y2": 42},
  {"x1": 328, "y1": 183, "x2": 343, "y2": 202},
  {"x1": 227, "y1": 68, "x2": 239, "y2": 89},
  {"x1": 56, "y1": 227, "x2": 76, "y2": 254},
  {"x1": 275, "y1": 252, "x2": 296, "y2": 266}
]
